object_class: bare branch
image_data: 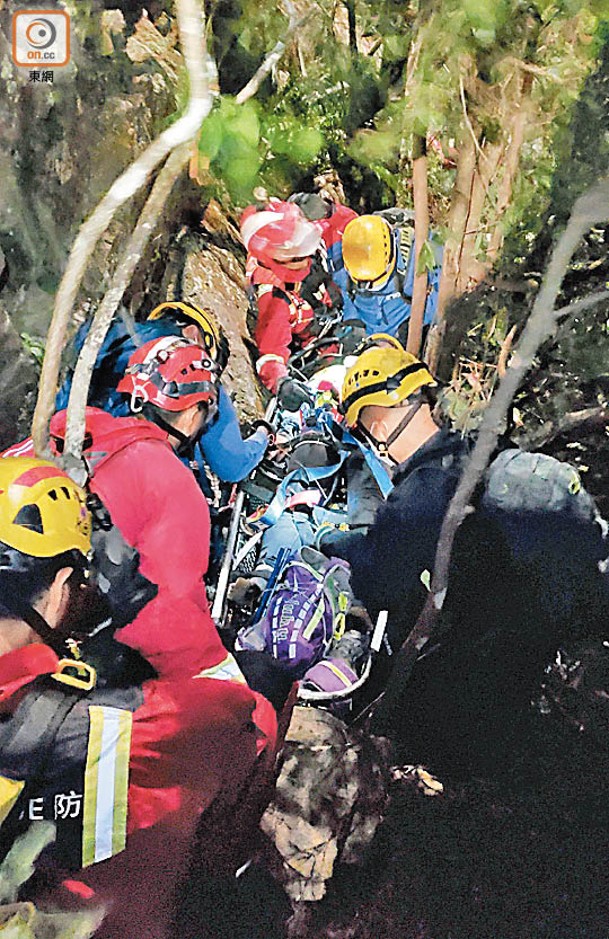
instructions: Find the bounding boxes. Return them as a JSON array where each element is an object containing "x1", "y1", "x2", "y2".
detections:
[
  {"x1": 374, "y1": 180, "x2": 609, "y2": 730},
  {"x1": 61, "y1": 145, "x2": 192, "y2": 471},
  {"x1": 553, "y1": 288, "x2": 609, "y2": 323},
  {"x1": 406, "y1": 136, "x2": 429, "y2": 357},
  {"x1": 430, "y1": 181, "x2": 609, "y2": 610},
  {"x1": 496, "y1": 324, "x2": 517, "y2": 378},
  {"x1": 525, "y1": 406, "x2": 609, "y2": 451},
  {"x1": 235, "y1": 2, "x2": 301, "y2": 105},
  {"x1": 31, "y1": 0, "x2": 213, "y2": 457}
]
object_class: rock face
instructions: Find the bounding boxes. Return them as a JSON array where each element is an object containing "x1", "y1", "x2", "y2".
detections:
[
  {"x1": 180, "y1": 232, "x2": 264, "y2": 421},
  {"x1": 0, "y1": 1, "x2": 262, "y2": 444},
  {"x1": 260, "y1": 706, "x2": 390, "y2": 904},
  {"x1": 0, "y1": 309, "x2": 38, "y2": 450}
]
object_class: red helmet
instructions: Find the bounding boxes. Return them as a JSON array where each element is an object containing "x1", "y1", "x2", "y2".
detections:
[
  {"x1": 240, "y1": 200, "x2": 321, "y2": 271},
  {"x1": 117, "y1": 337, "x2": 218, "y2": 415}
]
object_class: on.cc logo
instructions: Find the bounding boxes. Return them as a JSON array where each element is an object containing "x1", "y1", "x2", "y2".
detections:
[{"x1": 12, "y1": 10, "x2": 70, "y2": 67}]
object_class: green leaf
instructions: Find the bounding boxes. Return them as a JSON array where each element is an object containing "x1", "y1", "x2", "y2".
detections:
[
  {"x1": 229, "y1": 101, "x2": 260, "y2": 147},
  {"x1": 198, "y1": 109, "x2": 224, "y2": 162},
  {"x1": 472, "y1": 26, "x2": 496, "y2": 46},
  {"x1": 416, "y1": 240, "x2": 437, "y2": 275}
]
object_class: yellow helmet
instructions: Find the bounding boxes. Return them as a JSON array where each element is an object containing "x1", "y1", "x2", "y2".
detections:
[
  {"x1": 0, "y1": 458, "x2": 91, "y2": 559},
  {"x1": 342, "y1": 215, "x2": 396, "y2": 287},
  {"x1": 148, "y1": 301, "x2": 223, "y2": 364},
  {"x1": 341, "y1": 346, "x2": 436, "y2": 428},
  {"x1": 355, "y1": 332, "x2": 405, "y2": 354}
]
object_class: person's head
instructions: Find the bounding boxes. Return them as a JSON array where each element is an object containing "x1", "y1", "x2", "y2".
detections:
[
  {"x1": 287, "y1": 192, "x2": 333, "y2": 222},
  {"x1": 0, "y1": 457, "x2": 92, "y2": 652},
  {"x1": 354, "y1": 332, "x2": 405, "y2": 355},
  {"x1": 341, "y1": 344, "x2": 438, "y2": 466},
  {"x1": 117, "y1": 337, "x2": 219, "y2": 453},
  {"x1": 342, "y1": 215, "x2": 397, "y2": 291},
  {"x1": 147, "y1": 301, "x2": 230, "y2": 374},
  {"x1": 240, "y1": 199, "x2": 321, "y2": 283}
]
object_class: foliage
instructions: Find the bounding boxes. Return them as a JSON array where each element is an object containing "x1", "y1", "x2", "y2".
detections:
[
  {"x1": 440, "y1": 310, "x2": 513, "y2": 432},
  {"x1": 19, "y1": 333, "x2": 45, "y2": 371},
  {"x1": 0, "y1": 824, "x2": 104, "y2": 937},
  {"x1": 198, "y1": 0, "x2": 606, "y2": 257},
  {"x1": 197, "y1": 92, "x2": 325, "y2": 202},
  {"x1": 198, "y1": 0, "x2": 397, "y2": 205}
]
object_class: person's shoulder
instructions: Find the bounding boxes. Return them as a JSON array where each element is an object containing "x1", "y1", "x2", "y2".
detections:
[{"x1": 394, "y1": 429, "x2": 465, "y2": 479}]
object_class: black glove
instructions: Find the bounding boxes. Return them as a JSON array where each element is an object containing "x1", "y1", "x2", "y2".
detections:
[
  {"x1": 277, "y1": 377, "x2": 313, "y2": 411},
  {"x1": 251, "y1": 418, "x2": 276, "y2": 444}
]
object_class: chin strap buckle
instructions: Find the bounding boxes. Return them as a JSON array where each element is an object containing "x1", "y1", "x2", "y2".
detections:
[{"x1": 51, "y1": 659, "x2": 97, "y2": 692}]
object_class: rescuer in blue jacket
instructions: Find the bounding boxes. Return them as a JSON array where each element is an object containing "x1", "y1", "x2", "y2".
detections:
[
  {"x1": 56, "y1": 301, "x2": 271, "y2": 483},
  {"x1": 335, "y1": 214, "x2": 442, "y2": 341}
]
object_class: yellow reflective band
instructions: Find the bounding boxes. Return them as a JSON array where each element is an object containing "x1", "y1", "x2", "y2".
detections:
[
  {"x1": 333, "y1": 612, "x2": 346, "y2": 642},
  {"x1": 320, "y1": 660, "x2": 353, "y2": 686},
  {"x1": 0, "y1": 775, "x2": 24, "y2": 825},
  {"x1": 302, "y1": 598, "x2": 325, "y2": 641},
  {"x1": 195, "y1": 652, "x2": 247, "y2": 684},
  {"x1": 82, "y1": 706, "x2": 132, "y2": 868}
]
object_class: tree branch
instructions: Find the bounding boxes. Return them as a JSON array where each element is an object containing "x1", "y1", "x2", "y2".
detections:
[
  {"x1": 31, "y1": 0, "x2": 213, "y2": 457},
  {"x1": 235, "y1": 1, "x2": 300, "y2": 105},
  {"x1": 459, "y1": 72, "x2": 484, "y2": 163},
  {"x1": 406, "y1": 134, "x2": 429, "y2": 357},
  {"x1": 431, "y1": 182, "x2": 609, "y2": 609},
  {"x1": 61, "y1": 145, "x2": 192, "y2": 471},
  {"x1": 525, "y1": 405, "x2": 609, "y2": 451},
  {"x1": 372, "y1": 179, "x2": 609, "y2": 732}
]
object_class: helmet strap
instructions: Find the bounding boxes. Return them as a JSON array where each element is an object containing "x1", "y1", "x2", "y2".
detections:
[
  {"x1": 148, "y1": 411, "x2": 194, "y2": 457},
  {"x1": 357, "y1": 397, "x2": 424, "y2": 466},
  {"x1": 0, "y1": 574, "x2": 68, "y2": 657}
]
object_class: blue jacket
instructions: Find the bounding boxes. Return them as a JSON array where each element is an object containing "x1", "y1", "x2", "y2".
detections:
[
  {"x1": 56, "y1": 317, "x2": 268, "y2": 483},
  {"x1": 335, "y1": 233, "x2": 442, "y2": 337}
]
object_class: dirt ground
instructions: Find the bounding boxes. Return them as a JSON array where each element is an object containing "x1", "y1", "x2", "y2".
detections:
[{"x1": 296, "y1": 649, "x2": 609, "y2": 939}]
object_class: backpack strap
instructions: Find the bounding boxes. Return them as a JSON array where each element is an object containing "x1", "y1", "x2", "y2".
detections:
[
  {"x1": 0, "y1": 678, "x2": 87, "y2": 861},
  {"x1": 0, "y1": 678, "x2": 85, "y2": 781}
]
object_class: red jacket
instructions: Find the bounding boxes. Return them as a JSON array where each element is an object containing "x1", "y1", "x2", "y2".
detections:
[
  {"x1": 318, "y1": 203, "x2": 358, "y2": 254},
  {"x1": 3, "y1": 410, "x2": 278, "y2": 753},
  {"x1": 0, "y1": 643, "x2": 264, "y2": 939},
  {"x1": 5, "y1": 409, "x2": 218, "y2": 677},
  {"x1": 247, "y1": 260, "x2": 319, "y2": 393}
]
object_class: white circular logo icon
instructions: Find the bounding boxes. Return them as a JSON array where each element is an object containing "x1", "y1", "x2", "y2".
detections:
[{"x1": 25, "y1": 18, "x2": 58, "y2": 50}]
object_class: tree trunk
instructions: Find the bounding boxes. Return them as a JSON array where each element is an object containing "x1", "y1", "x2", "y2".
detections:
[
  {"x1": 426, "y1": 129, "x2": 477, "y2": 373},
  {"x1": 406, "y1": 134, "x2": 429, "y2": 357},
  {"x1": 486, "y1": 71, "x2": 534, "y2": 264},
  {"x1": 456, "y1": 140, "x2": 503, "y2": 293},
  {"x1": 344, "y1": 0, "x2": 358, "y2": 54}
]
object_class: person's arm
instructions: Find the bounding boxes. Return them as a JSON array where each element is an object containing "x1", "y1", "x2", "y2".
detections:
[
  {"x1": 335, "y1": 466, "x2": 455, "y2": 622},
  {"x1": 92, "y1": 440, "x2": 233, "y2": 677},
  {"x1": 93, "y1": 440, "x2": 211, "y2": 590},
  {"x1": 198, "y1": 386, "x2": 268, "y2": 483},
  {"x1": 332, "y1": 267, "x2": 358, "y2": 321},
  {"x1": 254, "y1": 288, "x2": 291, "y2": 393}
]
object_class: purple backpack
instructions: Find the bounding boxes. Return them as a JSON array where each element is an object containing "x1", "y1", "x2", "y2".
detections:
[{"x1": 236, "y1": 547, "x2": 352, "y2": 677}]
